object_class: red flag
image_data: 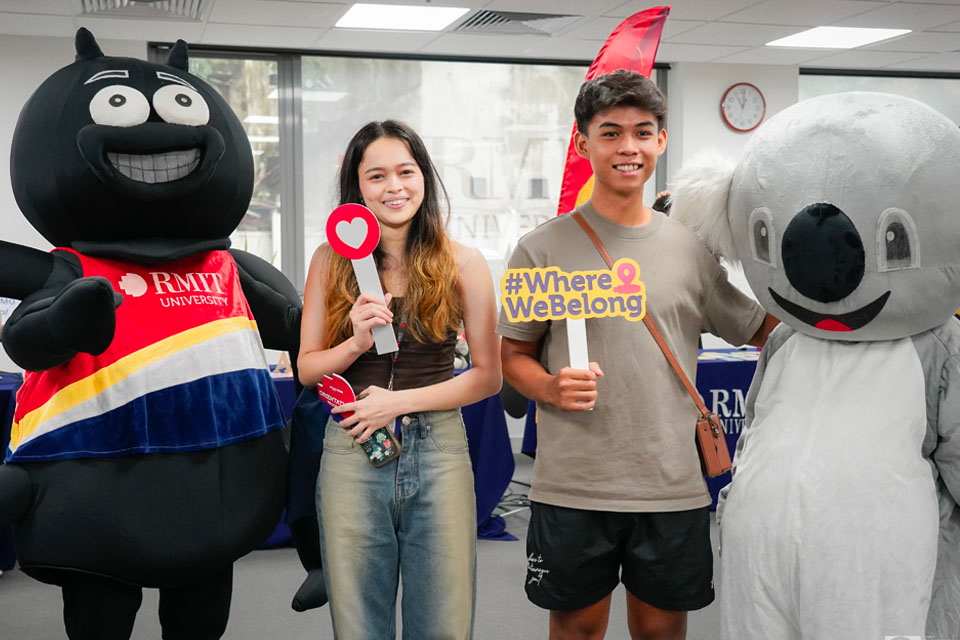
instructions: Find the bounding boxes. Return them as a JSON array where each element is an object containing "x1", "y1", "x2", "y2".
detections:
[{"x1": 557, "y1": 6, "x2": 670, "y2": 215}]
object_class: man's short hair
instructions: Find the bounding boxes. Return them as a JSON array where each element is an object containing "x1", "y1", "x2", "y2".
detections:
[{"x1": 574, "y1": 69, "x2": 667, "y2": 134}]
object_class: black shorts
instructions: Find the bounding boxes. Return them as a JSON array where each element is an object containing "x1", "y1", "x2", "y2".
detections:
[{"x1": 524, "y1": 501, "x2": 714, "y2": 612}]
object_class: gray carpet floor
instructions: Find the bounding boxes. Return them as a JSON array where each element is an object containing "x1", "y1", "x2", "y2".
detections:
[{"x1": 0, "y1": 455, "x2": 721, "y2": 639}]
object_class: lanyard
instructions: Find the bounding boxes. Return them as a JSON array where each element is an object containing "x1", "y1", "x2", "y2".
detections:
[{"x1": 386, "y1": 305, "x2": 407, "y2": 392}]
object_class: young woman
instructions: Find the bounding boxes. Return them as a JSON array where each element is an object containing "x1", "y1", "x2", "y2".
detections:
[{"x1": 299, "y1": 120, "x2": 501, "y2": 639}]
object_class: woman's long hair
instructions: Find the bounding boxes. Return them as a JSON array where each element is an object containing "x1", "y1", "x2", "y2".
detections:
[{"x1": 324, "y1": 120, "x2": 461, "y2": 348}]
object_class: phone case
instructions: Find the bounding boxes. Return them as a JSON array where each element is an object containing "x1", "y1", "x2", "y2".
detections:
[{"x1": 359, "y1": 426, "x2": 402, "y2": 467}]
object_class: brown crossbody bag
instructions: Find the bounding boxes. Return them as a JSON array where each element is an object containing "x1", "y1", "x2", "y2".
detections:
[{"x1": 571, "y1": 210, "x2": 732, "y2": 477}]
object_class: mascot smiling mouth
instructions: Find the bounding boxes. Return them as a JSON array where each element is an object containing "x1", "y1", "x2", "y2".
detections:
[
  {"x1": 768, "y1": 288, "x2": 891, "y2": 332},
  {"x1": 77, "y1": 122, "x2": 225, "y2": 199},
  {"x1": 105, "y1": 149, "x2": 200, "y2": 183}
]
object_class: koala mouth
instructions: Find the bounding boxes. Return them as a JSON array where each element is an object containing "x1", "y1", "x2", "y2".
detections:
[
  {"x1": 768, "y1": 288, "x2": 891, "y2": 332},
  {"x1": 106, "y1": 149, "x2": 201, "y2": 184}
]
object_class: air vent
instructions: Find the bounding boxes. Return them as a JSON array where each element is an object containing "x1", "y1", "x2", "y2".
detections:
[
  {"x1": 455, "y1": 10, "x2": 581, "y2": 36},
  {"x1": 78, "y1": 0, "x2": 209, "y2": 21}
]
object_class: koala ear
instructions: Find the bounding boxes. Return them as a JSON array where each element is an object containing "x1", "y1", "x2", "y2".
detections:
[{"x1": 670, "y1": 149, "x2": 740, "y2": 263}]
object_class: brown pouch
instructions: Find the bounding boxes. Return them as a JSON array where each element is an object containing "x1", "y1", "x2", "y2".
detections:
[{"x1": 696, "y1": 412, "x2": 732, "y2": 477}]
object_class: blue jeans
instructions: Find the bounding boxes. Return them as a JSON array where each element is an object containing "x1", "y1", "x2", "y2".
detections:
[{"x1": 317, "y1": 409, "x2": 477, "y2": 639}]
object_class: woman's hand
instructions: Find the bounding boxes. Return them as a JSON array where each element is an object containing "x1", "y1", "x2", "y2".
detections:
[
  {"x1": 348, "y1": 293, "x2": 393, "y2": 353},
  {"x1": 333, "y1": 385, "x2": 407, "y2": 443}
]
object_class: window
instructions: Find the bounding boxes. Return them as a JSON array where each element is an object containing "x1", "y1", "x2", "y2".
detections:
[
  {"x1": 157, "y1": 43, "x2": 664, "y2": 291},
  {"x1": 800, "y1": 72, "x2": 960, "y2": 123},
  {"x1": 301, "y1": 56, "x2": 598, "y2": 288},
  {"x1": 188, "y1": 56, "x2": 284, "y2": 270}
]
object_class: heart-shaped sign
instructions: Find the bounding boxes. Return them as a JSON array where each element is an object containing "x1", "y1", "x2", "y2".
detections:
[
  {"x1": 336, "y1": 218, "x2": 368, "y2": 250},
  {"x1": 326, "y1": 203, "x2": 380, "y2": 260}
]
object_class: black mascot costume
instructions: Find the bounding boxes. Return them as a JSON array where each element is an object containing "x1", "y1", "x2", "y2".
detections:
[{"x1": 0, "y1": 29, "x2": 310, "y2": 639}]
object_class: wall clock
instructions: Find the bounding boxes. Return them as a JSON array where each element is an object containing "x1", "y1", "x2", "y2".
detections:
[{"x1": 721, "y1": 82, "x2": 766, "y2": 132}]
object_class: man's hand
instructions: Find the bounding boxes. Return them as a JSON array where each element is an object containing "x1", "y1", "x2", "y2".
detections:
[
  {"x1": 545, "y1": 363, "x2": 604, "y2": 412},
  {"x1": 747, "y1": 312, "x2": 779, "y2": 348}
]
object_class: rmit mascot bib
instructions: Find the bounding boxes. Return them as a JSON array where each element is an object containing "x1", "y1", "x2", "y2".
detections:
[
  {"x1": 671, "y1": 93, "x2": 960, "y2": 640},
  {"x1": 0, "y1": 29, "x2": 306, "y2": 639}
]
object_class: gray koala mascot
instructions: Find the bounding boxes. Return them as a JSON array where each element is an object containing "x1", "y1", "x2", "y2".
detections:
[{"x1": 671, "y1": 92, "x2": 960, "y2": 640}]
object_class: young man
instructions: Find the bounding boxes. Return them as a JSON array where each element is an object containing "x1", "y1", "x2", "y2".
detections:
[{"x1": 498, "y1": 70, "x2": 777, "y2": 640}]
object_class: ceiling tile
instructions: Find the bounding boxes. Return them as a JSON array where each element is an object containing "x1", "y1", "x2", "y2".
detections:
[
  {"x1": 663, "y1": 19, "x2": 708, "y2": 40},
  {"x1": 561, "y1": 16, "x2": 623, "y2": 41},
  {"x1": 886, "y1": 51, "x2": 960, "y2": 70},
  {"x1": 521, "y1": 37, "x2": 604, "y2": 60},
  {"x1": 655, "y1": 42, "x2": 750, "y2": 63},
  {"x1": 419, "y1": 32, "x2": 545, "y2": 57},
  {"x1": 483, "y1": 0, "x2": 626, "y2": 16},
  {"x1": 806, "y1": 49, "x2": 932, "y2": 68},
  {"x1": 200, "y1": 22, "x2": 323, "y2": 48},
  {"x1": 930, "y1": 18, "x2": 960, "y2": 32},
  {"x1": 713, "y1": 45, "x2": 832, "y2": 65},
  {"x1": 864, "y1": 30, "x2": 960, "y2": 52},
  {"x1": 314, "y1": 28, "x2": 441, "y2": 53},
  {"x1": 720, "y1": 0, "x2": 886, "y2": 26},
  {"x1": 606, "y1": 0, "x2": 763, "y2": 22},
  {"x1": 668, "y1": 22, "x2": 800, "y2": 46},
  {"x1": 208, "y1": 0, "x2": 344, "y2": 28},
  {"x1": 326, "y1": 0, "x2": 476, "y2": 5},
  {"x1": 833, "y1": 2, "x2": 960, "y2": 30},
  {"x1": 0, "y1": 13, "x2": 76, "y2": 38},
  {"x1": 1, "y1": 1, "x2": 73, "y2": 15},
  {"x1": 75, "y1": 17, "x2": 205, "y2": 43}
]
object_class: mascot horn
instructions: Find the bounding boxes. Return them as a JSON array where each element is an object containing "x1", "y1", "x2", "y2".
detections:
[
  {"x1": 672, "y1": 92, "x2": 960, "y2": 640},
  {"x1": 0, "y1": 29, "x2": 318, "y2": 639}
]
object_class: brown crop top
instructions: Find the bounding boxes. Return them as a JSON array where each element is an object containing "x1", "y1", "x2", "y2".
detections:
[{"x1": 342, "y1": 298, "x2": 458, "y2": 393}]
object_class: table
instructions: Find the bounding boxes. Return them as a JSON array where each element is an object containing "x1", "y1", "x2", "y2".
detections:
[
  {"x1": 521, "y1": 349, "x2": 758, "y2": 509},
  {"x1": 1, "y1": 372, "x2": 23, "y2": 571}
]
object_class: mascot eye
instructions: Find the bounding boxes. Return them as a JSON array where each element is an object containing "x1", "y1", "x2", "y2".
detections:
[
  {"x1": 88, "y1": 85, "x2": 150, "y2": 127},
  {"x1": 877, "y1": 208, "x2": 920, "y2": 272},
  {"x1": 153, "y1": 84, "x2": 210, "y2": 126},
  {"x1": 748, "y1": 207, "x2": 777, "y2": 267}
]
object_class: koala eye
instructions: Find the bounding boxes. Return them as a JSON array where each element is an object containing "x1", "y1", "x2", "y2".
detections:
[
  {"x1": 89, "y1": 85, "x2": 150, "y2": 127},
  {"x1": 748, "y1": 207, "x2": 777, "y2": 267},
  {"x1": 153, "y1": 84, "x2": 209, "y2": 126},
  {"x1": 877, "y1": 208, "x2": 919, "y2": 272}
]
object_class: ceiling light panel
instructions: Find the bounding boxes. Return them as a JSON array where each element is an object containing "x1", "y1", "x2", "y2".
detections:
[
  {"x1": 336, "y1": 3, "x2": 469, "y2": 31},
  {"x1": 767, "y1": 26, "x2": 910, "y2": 49}
]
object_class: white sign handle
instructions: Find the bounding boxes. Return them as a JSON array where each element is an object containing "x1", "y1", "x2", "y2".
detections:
[
  {"x1": 352, "y1": 257, "x2": 398, "y2": 355},
  {"x1": 566, "y1": 318, "x2": 589, "y2": 371}
]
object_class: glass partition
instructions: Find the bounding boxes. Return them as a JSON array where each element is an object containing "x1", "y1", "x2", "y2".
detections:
[
  {"x1": 800, "y1": 73, "x2": 960, "y2": 124},
  {"x1": 178, "y1": 45, "x2": 664, "y2": 289},
  {"x1": 301, "y1": 57, "x2": 658, "y2": 285},
  {"x1": 190, "y1": 56, "x2": 283, "y2": 269}
]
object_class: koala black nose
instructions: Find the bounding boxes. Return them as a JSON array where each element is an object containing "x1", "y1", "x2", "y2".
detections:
[{"x1": 781, "y1": 203, "x2": 864, "y2": 303}]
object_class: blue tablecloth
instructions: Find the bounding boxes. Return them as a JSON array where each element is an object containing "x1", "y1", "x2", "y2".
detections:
[
  {"x1": 1, "y1": 372, "x2": 23, "y2": 571},
  {"x1": 520, "y1": 349, "x2": 758, "y2": 510},
  {"x1": 461, "y1": 391, "x2": 516, "y2": 540},
  {"x1": 696, "y1": 350, "x2": 758, "y2": 508}
]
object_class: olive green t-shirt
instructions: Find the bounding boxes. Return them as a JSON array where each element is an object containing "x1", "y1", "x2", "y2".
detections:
[{"x1": 497, "y1": 201, "x2": 765, "y2": 512}]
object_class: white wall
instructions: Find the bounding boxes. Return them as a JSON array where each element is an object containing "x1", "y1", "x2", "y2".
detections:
[
  {"x1": 0, "y1": 35, "x2": 146, "y2": 372},
  {"x1": 664, "y1": 62, "x2": 799, "y2": 348}
]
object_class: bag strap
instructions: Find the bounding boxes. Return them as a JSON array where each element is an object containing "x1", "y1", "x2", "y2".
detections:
[{"x1": 571, "y1": 210, "x2": 710, "y2": 418}]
